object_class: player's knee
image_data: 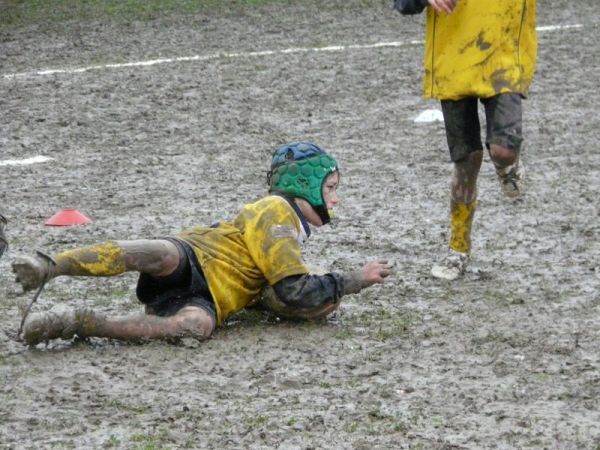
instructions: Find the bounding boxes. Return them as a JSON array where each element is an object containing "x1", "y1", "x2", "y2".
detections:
[
  {"x1": 174, "y1": 308, "x2": 215, "y2": 339},
  {"x1": 117, "y1": 239, "x2": 181, "y2": 275},
  {"x1": 489, "y1": 144, "x2": 517, "y2": 168}
]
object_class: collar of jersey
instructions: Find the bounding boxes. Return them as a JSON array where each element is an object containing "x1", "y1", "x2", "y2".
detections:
[{"x1": 272, "y1": 193, "x2": 311, "y2": 238}]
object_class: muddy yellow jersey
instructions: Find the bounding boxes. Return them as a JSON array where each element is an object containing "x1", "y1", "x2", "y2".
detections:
[
  {"x1": 177, "y1": 195, "x2": 309, "y2": 325},
  {"x1": 423, "y1": 0, "x2": 537, "y2": 100}
]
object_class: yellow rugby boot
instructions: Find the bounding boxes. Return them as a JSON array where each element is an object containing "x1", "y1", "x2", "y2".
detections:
[{"x1": 496, "y1": 158, "x2": 525, "y2": 199}]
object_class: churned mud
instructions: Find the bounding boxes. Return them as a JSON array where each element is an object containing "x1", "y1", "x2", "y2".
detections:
[{"x1": 1, "y1": 1, "x2": 599, "y2": 448}]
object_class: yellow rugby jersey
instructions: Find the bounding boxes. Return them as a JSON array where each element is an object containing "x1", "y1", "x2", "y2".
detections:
[
  {"x1": 423, "y1": 0, "x2": 537, "y2": 100},
  {"x1": 177, "y1": 195, "x2": 309, "y2": 325}
]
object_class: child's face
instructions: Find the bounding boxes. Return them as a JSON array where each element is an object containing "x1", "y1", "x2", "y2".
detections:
[
  {"x1": 294, "y1": 171, "x2": 340, "y2": 227},
  {"x1": 322, "y1": 171, "x2": 340, "y2": 210}
]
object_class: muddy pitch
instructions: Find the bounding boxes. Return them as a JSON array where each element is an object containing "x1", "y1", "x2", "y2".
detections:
[{"x1": 1, "y1": 1, "x2": 599, "y2": 448}]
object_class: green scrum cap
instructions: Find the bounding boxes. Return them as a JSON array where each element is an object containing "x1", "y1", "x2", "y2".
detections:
[{"x1": 268, "y1": 141, "x2": 338, "y2": 224}]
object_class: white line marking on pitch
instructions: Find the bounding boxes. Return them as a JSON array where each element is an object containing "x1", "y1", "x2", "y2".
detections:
[
  {"x1": 0, "y1": 155, "x2": 54, "y2": 166},
  {"x1": 537, "y1": 24, "x2": 582, "y2": 31},
  {"x1": 1, "y1": 23, "x2": 583, "y2": 80}
]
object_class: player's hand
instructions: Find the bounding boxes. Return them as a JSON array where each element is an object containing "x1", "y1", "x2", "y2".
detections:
[
  {"x1": 360, "y1": 260, "x2": 393, "y2": 286},
  {"x1": 428, "y1": 0, "x2": 458, "y2": 14}
]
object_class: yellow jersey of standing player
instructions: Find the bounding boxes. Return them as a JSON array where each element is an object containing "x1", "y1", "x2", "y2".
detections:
[
  {"x1": 177, "y1": 195, "x2": 309, "y2": 325},
  {"x1": 423, "y1": 0, "x2": 537, "y2": 100}
]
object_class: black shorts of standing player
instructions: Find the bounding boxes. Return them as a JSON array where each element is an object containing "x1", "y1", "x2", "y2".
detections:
[{"x1": 441, "y1": 93, "x2": 524, "y2": 162}]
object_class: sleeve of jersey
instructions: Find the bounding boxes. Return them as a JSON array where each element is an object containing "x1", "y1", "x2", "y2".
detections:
[
  {"x1": 272, "y1": 273, "x2": 344, "y2": 307},
  {"x1": 244, "y1": 200, "x2": 310, "y2": 285}
]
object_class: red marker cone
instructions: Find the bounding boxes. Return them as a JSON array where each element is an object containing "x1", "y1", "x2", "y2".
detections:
[{"x1": 45, "y1": 208, "x2": 92, "y2": 226}]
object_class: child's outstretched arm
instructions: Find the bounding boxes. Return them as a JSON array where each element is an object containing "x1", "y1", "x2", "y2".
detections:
[{"x1": 257, "y1": 260, "x2": 393, "y2": 320}]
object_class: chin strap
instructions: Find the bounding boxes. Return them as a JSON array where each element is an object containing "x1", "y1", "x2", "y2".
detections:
[{"x1": 314, "y1": 204, "x2": 330, "y2": 225}]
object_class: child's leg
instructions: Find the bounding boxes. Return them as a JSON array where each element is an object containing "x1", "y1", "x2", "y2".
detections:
[
  {"x1": 449, "y1": 151, "x2": 481, "y2": 254},
  {"x1": 97, "y1": 306, "x2": 215, "y2": 341},
  {"x1": 484, "y1": 93, "x2": 524, "y2": 197},
  {"x1": 12, "y1": 239, "x2": 181, "y2": 292},
  {"x1": 442, "y1": 98, "x2": 483, "y2": 255},
  {"x1": 432, "y1": 99, "x2": 483, "y2": 280},
  {"x1": 484, "y1": 93, "x2": 522, "y2": 169},
  {"x1": 451, "y1": 150, "x2": 482, "y2": 204},
  {"x1": 53, "y1": 239, "x2": 181, "y2": 277},
  {"x1": 23, "y1": 305, "x2": 215, "y2": 345}
]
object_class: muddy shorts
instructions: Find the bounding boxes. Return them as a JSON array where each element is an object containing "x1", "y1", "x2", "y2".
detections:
[
  {"x1": 441, "y1": 93, "x2": 524, "y2": 162},
  {"x1": 136, "y1": 238, "x2": 216, "y2": 322}
]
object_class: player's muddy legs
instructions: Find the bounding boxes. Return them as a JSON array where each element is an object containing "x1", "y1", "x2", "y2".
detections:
[
  {"x1": 12, "y1": 239, "x2": 181, "y2": 292},
  {"x1": 23, "y1": 306, "x2": 215, "y2": 345}
]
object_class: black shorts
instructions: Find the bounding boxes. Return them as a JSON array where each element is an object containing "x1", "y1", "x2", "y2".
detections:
[
  {"x1": 136, "y1": 238, "x2": 216, "y2": 321},
  {"x1": 441, "y1": 93, "x2": 524, "y2": 162}
]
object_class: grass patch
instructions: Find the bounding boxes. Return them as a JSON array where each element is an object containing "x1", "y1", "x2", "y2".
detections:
[
  {"x1": 1, "y1": 0, "x2": 390, "y2": 28},
  {"x1": 1, "y1": 0, "x2": 187, "y2": 26},
  {"x1": 104, "y1": 434, "x2": 121, "y2": 448},
  {"x1": 130, "y1": 429, "x2": 170, "y2": 450},
  {"x1": 1, "y1": 0, "x2": 283, "y2": 27},
  {"x1": 225, "y1": 307, "x2": 269, "y2": 328},
  {"x1": 93, "y1": 286, "x2": 131, "y2": 307},
  {"x1": 374, "y1": 312, "x2": 417, "y2": 340},
  {"x1": 334, "y1": 326, "x2": 354, "y2": 340},
  {"x1": 482, "y1": 287, "x2": 527, "y2": 306},
  {"x1": 106, "y1": 399, "x2": 152, "y2": 414},
  {"x1": 344, "y1": 413, "x2": 412, "y2": 436},
  {"x1": 355, "y1": 308, "x2": 418, "y2": 341},
  {"x1": 245, "y1": 414, "x2": 269, "y2": 430}
]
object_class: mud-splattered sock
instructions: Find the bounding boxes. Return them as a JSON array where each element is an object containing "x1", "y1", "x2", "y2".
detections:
[
  {"x1": 55, "y1": 241, "x2": 127, "y2": 277},
  {"x1": 449, "y1": 199, "x2": 477, "y2": 254}
]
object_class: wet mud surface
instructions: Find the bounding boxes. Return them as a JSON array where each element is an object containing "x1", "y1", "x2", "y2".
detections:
[{"x1": 1, "y1": 1, "x2": 599, "y2": 448}]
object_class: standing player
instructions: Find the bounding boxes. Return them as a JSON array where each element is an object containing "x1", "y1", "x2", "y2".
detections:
[
  {"x1": 12, "y1": 141, "x2": 392, "y2": 345},
  {"x1": 395, "y1": 0, "x2": 537, "y2": 280}
]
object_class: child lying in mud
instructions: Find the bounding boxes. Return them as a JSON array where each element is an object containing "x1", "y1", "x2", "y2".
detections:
[{"x1": 12, "y1": 141, "x2": 392, "y2": 346}]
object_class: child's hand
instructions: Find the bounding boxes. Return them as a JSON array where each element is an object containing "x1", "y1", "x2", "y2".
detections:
[
  {"x1": 361, "y1": 260, "x2": 393, "y2": 286},
  {"x1": 428, "y1": 0, "x2": 458, "y2": 14}
]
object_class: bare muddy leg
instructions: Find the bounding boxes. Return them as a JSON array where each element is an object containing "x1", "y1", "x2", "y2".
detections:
[{"x1": 23, "y1": 306, "x2": 215, "y2": 346}]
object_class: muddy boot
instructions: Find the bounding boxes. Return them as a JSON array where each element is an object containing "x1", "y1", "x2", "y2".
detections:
[
  {"x1": 22, "y1": 306, "x2": 102, "y2": 345},
  {"x1": 496, "y1": 158, "x2": 525, "y2": 199},
  {"x1": 11, "y1": 251, "x2": 56, "y2": 292},
  {"x1": 0, "y1": 214, "x2": 7, "y2": 259},
  {"x1": 431, "y1": 249, "x2": 470, "y2": 281}
]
